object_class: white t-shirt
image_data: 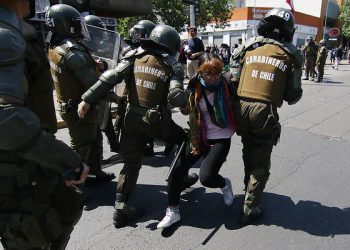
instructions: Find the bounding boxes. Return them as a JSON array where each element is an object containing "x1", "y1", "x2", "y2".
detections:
[{"x1": 198, "y1": 90, "x2": 234, "y2": 140}]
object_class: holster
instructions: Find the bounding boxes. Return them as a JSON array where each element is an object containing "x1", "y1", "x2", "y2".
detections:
[{"x1": 252, "y1": 105, "x2": 281, "y2": 146}]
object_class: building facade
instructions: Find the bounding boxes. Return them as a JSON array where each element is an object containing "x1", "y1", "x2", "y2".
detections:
[{"x1": 200, "y1": 0, "x2": 342, "y2": 48}]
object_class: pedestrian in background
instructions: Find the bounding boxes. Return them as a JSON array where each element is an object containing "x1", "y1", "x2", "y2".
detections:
[
  {"x1": 333, "y1": 44, "x2": 343, "y2": 70},
  {"x1": 157, "y1": 53, "x2": 236, "y2": 229},
  {"x1": 330, "y1": 47, "x2": 336, "y2": 64},
  {"x1": 185, "y1": 26, "x2": 205, "y2": 79}
]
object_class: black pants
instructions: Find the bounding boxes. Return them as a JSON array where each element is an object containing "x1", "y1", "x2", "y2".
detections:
[{"x1": 167, "y1": 138, "x2": 231, "y2": 206}]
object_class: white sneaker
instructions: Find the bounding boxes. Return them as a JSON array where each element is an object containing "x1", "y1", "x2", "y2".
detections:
[
  {"x1": 157, "y1": 207, "x2": 180, "y2": 229},
  {"x1": 221, "y1": 178, "x2": 234, "y2": 206}
]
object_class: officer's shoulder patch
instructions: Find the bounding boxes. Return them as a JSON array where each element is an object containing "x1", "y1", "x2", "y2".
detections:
[
  {"x1": 244, "y1": 36, "x2": 262, "y2": 50},
  {"x1": 282, "y1": 42, "x2": 298, "y2": 56},
  {"x1": 162, "y1": 54, "x2": 176, "y2": 67},
  {"x1": 122, "y1": 48, "x2": 138, "y2": 59}
]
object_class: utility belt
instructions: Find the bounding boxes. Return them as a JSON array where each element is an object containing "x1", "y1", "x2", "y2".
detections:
[
  {"x1": 0, "y1": 152, "x2": 62, "y2": 249},
  {"x1": 127, "y1": 104, "x2": 162, "y2": 124},
  {"x1": 57, "y1": 98, "x2": 81, "y2": 113},
  {"x1": 127, "y1": 104, "x2": 172, "y2": 137}
]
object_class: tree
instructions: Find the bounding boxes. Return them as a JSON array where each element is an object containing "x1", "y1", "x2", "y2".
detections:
[
  {"x1": 116, "y1": 0, "x2": 235, "y2": 37},
  {"x1": 339, "y1": 0, "x2": 350, "y2": 38}
]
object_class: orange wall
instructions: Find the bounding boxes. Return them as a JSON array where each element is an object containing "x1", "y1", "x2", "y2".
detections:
[{"x1": 229, "y1": 7, "x2": 323, "y2": 41}]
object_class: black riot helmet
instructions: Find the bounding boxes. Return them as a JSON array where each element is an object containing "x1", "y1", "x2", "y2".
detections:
[
  {"x1": 131, "y1": 19, "x2": 156, "y2": 43},
  {"x1": 140, "y1": 24, "x2": 181, "y2": 56},
  {"x1": 257, "y1": 8, "x2": 295, "y2": 42},
  {"x1": 319, "y1": 39, "x2": 326, "y2": 46},
  {"x1": 84, "y1": 15, "x2": 108, "y2": 40},
  {"x1": 84, "y1": 15, "x2": 106, "y2": 29},
  {"x1": 45, "y1": 4, "x2": 90, "y2": 41},
  {"x1": 306, "y1": 36, "x2": 314, "y2": 43}
]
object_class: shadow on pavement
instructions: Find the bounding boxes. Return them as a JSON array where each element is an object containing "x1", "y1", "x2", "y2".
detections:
[
  {"x1": 83, "y1": 181, "x2": 117, "y2": 210},
  {"x1": 260, "y1": 192, "x2": 350, "y2": 237},
  {"x1": 83, "y1": 182, "x2": 350, "y2": 238}
]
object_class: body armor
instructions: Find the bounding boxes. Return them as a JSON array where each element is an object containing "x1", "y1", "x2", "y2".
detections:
[
  {"x1": 237, "y1": 37, "x2": 293, "y2": 107},
  {"x1": 304, "y1": 42, "x2": 318, "y2": 58},
  {"x1": 48, "y1": 39, "x2": 98, "y2": 102},
  {"x1": 317, "y1": 46, "x2": 328, "y2": 65},
  {"x1": 233, "y1": 37, "x2": 302, "y2": 106},
  {"x1": 0, "y1": 6, "x2": 26, "y2": 104},
  {"x1": 133, "y1": 54, "x2": 172, "y2": 107}
]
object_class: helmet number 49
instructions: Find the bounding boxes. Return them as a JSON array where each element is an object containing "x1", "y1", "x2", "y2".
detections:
[{"x1": 277, "y1": 11, "x2": 290, "y2": 21}]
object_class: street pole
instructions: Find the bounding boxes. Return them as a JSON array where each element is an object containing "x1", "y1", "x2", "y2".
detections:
[
  {"x1": 323, "y1": 0, "x2": 330, "y2": 40},
  {"x1": 252, "y1": 0, "x2": 256, "y2": 36},
  {"x1": 190, "y1": 4, "x2": 195, "y2": 27}
]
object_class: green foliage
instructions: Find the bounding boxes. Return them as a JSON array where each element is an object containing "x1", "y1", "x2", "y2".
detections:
[
  {"x1": 116, "y1": 0, "x2": 235, "y2": 37},
  {"x1": 339, "y1": 1, "x2": 350, "y2": 38}
]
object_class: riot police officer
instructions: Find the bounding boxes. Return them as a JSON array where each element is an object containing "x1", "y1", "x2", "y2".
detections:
[
  {"x1": 78, "y1": 24, "x2": 198, "y2": 228},
  {"x1": 0, "y1": 1, "x2": 89, "y2": 249},
  {"x1": 302, "y1": 36, "x2": 318, "y2": 80},
  {"x1": 45, "y1": 4, "x2": 115, "y2": 184},
  {"x1": 23, "y1": 16, "x2": 58, "y2": 134},
  {"x1": 231, "y1": 8, "x2": 303, "y2": 225},
  {"x1": 115, "y1": 19, "x2": 157, "y2": 156},
  {"x1": 316, "y1": 39, "x2": 328, "y2": 82}
]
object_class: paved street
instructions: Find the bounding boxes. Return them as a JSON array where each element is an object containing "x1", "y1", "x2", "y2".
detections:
[{"x1": 52, "y1": 63, "x2": 350, "y2": 250}]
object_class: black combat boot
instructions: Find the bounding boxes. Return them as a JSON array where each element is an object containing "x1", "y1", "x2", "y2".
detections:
[
  {"x1": 239, "y1": 206, "x2": 264, "y2": 226},
  {"x1": 113, "y1": 194, "x2": 144, "y2": 228},
  {"x1": 85, "y1": 168, "x2": 115, "y2": 186},
  {"x1": 108, "y1": 135, "x2": 120, "y2": 153}
]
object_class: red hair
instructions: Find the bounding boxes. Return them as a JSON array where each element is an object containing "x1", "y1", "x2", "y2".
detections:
[{"x1": 197, "y1": 54, "x2": 224, "y2": 75}]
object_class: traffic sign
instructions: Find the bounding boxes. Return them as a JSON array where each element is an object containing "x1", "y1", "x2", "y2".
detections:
[{"x1": 328, "y1": 28, "x2": 340, "y2": 37}]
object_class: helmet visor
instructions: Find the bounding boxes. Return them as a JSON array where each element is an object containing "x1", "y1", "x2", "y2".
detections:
[
  {"x1": 73, "y1": 17, "x2": 91, "y2": 40},
  {"x1": 87, "y1": 24, "x2": 109, "y2": 41},
  {"x1": 131, "y1": 28, "x2": 143, "y2": 43}
]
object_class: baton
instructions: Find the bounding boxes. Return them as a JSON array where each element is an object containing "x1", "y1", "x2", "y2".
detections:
[{"x1": 166, "y1": 139, "x2": 187, "y2": 181}]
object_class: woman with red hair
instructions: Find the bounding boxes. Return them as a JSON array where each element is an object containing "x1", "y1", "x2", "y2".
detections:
[{"x1": 157, "y1": 53, "x2": 237, "y2": 229}]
